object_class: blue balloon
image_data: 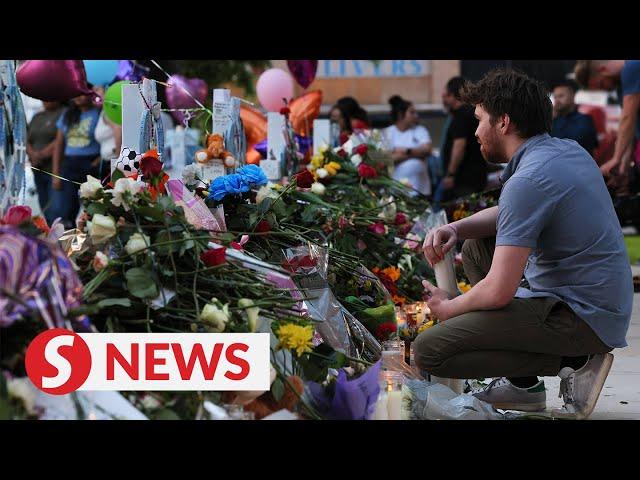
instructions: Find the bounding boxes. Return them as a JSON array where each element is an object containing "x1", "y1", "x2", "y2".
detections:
[{"x1": 83, "y1": 60, "x2": 119, "y2": 87}]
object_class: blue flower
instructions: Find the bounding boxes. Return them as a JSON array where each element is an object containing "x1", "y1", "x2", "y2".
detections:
[
  {"x1": 237, "y1": 165, "x2": 268, "y2": 187},
  {"x1": 208, "y1": 174, "x2": 250, "y2": 202}
]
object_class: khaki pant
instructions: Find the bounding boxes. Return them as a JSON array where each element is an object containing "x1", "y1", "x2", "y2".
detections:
[{"x1": 413, "y1": 237, "x2": 612, "y2": 379}]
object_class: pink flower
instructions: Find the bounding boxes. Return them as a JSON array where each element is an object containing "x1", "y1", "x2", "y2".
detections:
[
  {"x1": 92, "y1": 251, "x2": 109, "y2": 272},
  {"x1": 1, "y1": 205, "x2": 32, "y2": 226},
  {"x1": 356, "y1": 239, "x2": 367, "y2": 251}
]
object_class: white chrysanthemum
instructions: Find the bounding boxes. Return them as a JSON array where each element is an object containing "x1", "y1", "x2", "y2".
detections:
[
  {"x1": 316, "y1": 168, "x2": 329, "y2": 179},
  {"x1": 79, "y1": 175, "x2": 103, "y2": 199},
  {"x1": 111, "y1": 177, "x2": 144, "y2": 211},
  {"x1": 350, "y1": 154, "x2": 363, "y2": 166},
  {"x1": 124, "y1": 233, "x2": 151, "y2": 255},
  {"x1": 310, "y1": 182, "x2": 326, "y2": 196}
]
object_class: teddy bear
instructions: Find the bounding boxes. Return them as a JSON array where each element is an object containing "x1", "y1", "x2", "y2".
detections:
[{"x1": 194, "y1": 133, "x2": 236, "y2": 168}]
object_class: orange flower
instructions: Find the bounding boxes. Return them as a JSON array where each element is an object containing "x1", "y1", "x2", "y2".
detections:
[
  {"x1": 382, "y1": 266, "x2": 401, "y2": 282},
  {"x1": 32, "y1": 216, "x2": 50, "y2": 234},
  {"x1": 392, "y1": 294, "x2": 406, "y2": 306}
]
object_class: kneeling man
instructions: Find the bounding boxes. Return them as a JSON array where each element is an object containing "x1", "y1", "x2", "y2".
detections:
[{"x1": 414, "y1": 69, "x2": 633, "y2": 419}]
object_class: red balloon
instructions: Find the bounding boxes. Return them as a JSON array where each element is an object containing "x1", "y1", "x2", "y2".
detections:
[
  {"x1": 289, "y1": 90, "x2": 323, "y2": 137},
  {"x1": 240, "y1": 104, "x2": 267, "y2": 147},
  {"x1": 16, "y1": 60, "x2": 93, "y2": 102},
  {"x1": 287, "y1": 60, "x2": 318, "y2": 89}
]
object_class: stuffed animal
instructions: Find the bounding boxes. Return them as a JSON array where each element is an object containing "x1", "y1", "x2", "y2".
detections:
[{"x1": 194, "y1": 133, "x2": 236, "y2": 168}]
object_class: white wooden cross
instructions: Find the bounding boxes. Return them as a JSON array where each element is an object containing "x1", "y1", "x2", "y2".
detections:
[
  {"x1": 263, "y1": 112, "x2": 285, "y2": 181},
  {"x1": 313, "y1": 119, "x2": 330, "y2": 155}
]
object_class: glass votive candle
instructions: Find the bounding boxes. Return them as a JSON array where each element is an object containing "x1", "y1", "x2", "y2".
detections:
[
  {"x1": 381, "y1": 339, "x2": 405, "y2": 370},
  {"x1": 395, "y1": 306, "x2": 407, "y2": 328},
  {"x1": 378, "y1": 371, "x2": 404, "y2": 420}
]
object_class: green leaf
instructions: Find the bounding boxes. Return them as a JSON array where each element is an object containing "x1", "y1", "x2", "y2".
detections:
[
  {"x1": 97, "y1": 298, "x2": 132, "y2": 309},
  {"x1": 152, "y1": 408, "x2": 181, "y2": 420},
  {"x1": 125, "y1": 268, "x2": 158, "y2": 299},
  {"x1": 0, "y1": 373, "x2": 8, "y2": 398},
  {"x1": 111, "y1": 168, "x2": 125, "y2": 184},
  {"x1": 136, "y1": 206, "x2": 164, "y2": 222},
  {"x1": 179, "y1": 238, "x2": 195, "y2": 257},
  {"x1": 0, "y1": 398, "x2": 11, "y2": 420},
  {"x1": 258, "y1": 197, "x2": 272, "y2": 215},
  {"x1": 271, "y1": 377, "x2": 285, "y2": 402},
  {"x1": 86, "y1": 202, "x2": 107, "y2": 216},
  {"x1": 157, "y1": 195, "x2": 174, "y2": 211},
  {"x1": 301, "y1": 204, "x2": 321, "y2": 224},
  {"x1": 154, "y1": 231, "x2": 180, "y2": 256}
]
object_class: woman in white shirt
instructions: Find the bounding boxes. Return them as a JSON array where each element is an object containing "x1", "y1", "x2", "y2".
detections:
[{"x1": 384, "y1": 95, "x2": 433, "y2": 195}]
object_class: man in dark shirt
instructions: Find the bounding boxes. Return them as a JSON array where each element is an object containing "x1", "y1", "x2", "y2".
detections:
[
  {"x1": 439, "y1": 76, "x2": 488, "y2": 200},
  {"x1": 551, "y1": 79, "x2": 598, "y2": 156},
  {"x1": 26, "y1": 101, "x2": 64, "y2": 223}
]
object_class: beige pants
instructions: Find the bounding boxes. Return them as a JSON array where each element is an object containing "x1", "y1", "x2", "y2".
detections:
[{"x1": 413, "y1": 237, "x2": 611, "y2": 379}]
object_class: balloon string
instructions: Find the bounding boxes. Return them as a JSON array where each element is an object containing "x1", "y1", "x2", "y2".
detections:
[
  {"x1": 30, "y1": 166, "x2": 82, "y2": 185},
  {"x1": 149, "y1": 60, "x2": 213, "y2": 115}
]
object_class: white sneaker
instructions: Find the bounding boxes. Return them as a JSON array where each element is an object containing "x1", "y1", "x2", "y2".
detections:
[{"x1": 552, "y1": 353, "x2": 614, "y2": 420}]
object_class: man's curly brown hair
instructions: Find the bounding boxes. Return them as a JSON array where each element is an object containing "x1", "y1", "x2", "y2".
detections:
[{"x1": 460, "y1": 69, "x2": 552, "y2": 138}]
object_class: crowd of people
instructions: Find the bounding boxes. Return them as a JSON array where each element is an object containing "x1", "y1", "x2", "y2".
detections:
[
  {"x1": 25, "y1": 85, "x2": 176, "y2": 229},
  {"x1": 327, "y1": 62, "x2": 640, "y2": 213}
]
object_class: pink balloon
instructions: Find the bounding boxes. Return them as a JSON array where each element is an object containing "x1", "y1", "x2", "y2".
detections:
[
  {"x1": 16, "y1": 60, "x2": 94, "y2": 102},
  {"x1": 256, "y1": 68, "x2": 295, "y2": 112},
  {"x1": 165, "y1": 74, "x2": 208, "y2": 124}
]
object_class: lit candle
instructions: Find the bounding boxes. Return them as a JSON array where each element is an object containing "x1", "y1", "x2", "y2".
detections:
[
  {"x1": 372, "y1": 391, "x2": 389, "y2": 420},
  {"x1": 387, "y1": 389, "x2": 402, "y2": 420}
]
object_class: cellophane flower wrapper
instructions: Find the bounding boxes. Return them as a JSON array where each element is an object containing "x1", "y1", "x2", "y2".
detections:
[
  {"x1": 284, "y1": 244, "x2": 381, "y2": 361},
  {"x1": 0, "y1": 226, "x2": 91, "y2": 331},
  {"x1": 402, "y1": 379, "x2": 504, "y2": 420},
  {"x1": 306, "y1": 360, "x2": 382, "y2": 420},
  {"x1": 167, "y1": 179, "x2": 226, "y2": 232}
]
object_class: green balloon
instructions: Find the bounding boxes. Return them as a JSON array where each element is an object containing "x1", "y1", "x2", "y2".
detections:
[{"x1": 103, "y1": 80, "x2": 127, "y2": 125}]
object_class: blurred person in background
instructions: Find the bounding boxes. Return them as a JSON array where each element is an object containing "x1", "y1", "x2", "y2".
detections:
[
  {"x1": 336, "y1": 96, "x2": 370, "y2": 130},
  {"x1": 50, "y1": 89, "x2": 102, "y2": 228},
  {"x1": 551, "y1": 79, "x2": 598, "y2": 156},
  {"x1": 575, "y1": 60, "x2": 640, "y2": 196},
  {"x1": 438, "y1": 76, "x2": 488, "y2": 201},
  {"x1": 26, "y1": 100, "x2": 65, "y2": 223},
  {"x1": 384, "y1": 95, "x2": 433, "y2": 196}
]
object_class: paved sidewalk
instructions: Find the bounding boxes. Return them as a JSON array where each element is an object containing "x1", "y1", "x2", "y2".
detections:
[{"x1": 540, "y1": 266, "x2": 640, "y2": 420}]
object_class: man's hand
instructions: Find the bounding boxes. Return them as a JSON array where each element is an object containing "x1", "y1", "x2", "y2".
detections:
[
  {"x1": 422, "y1": 280, "x2": 453, "y2": 321},
  {"x1": 423, "y1": 224, "x2": 457, "y2": 266},
  {"x1": 600, "y1": 158, "x2": 619, "y2": 177},
  {"x1": 441, "y1": 175, "x2": 455, "y2": 191},
  {"x1": 52, "y1": 177, "x2": 62, "y2": 191}
]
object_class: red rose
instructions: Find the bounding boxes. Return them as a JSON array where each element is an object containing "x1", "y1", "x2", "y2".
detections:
[
  {"x1": 230, "y1": 242, "x2": 244, "y2": 250},
  {"x1": 394, "y1": 213, "x2": 408, "y2": 225},
  {"x1": 1, "y1": 205, "x2": 32, "y2": 226},
  {"x1": 201, "y1": 247, "x2": 227, "y2": 266},
  {"x1": 337, "y1": 149, "x2": 347, "y2": 157},
  {"x1": 279, "y1": 107, "x2": 291, "y2": 115},
  {"x1": 375, "y1": 322, "x2": 397, "y2": 341},
  {"x1": 293, "y1": 170, "x2": 315, "y2": 189},
  {"x1": 339, "y1": 132, "x2": 349, "y2": 145},
  {"x1": 255, "y1": 220, "x2": 271, "y2": 233},
  {"x1": 32, "y1": 215, "x2": 50, "y2": 234},
  {"x1": 357, "y1": 163, "x2": 377, "y2": 179},
  {"x1": 140, "y1": 152, "x2": 163, "y2": 179},
  {"x1": 398, "y1": 223, "x2": 412, "y2": 236},
  {"x1": 367, "y1": 222, "x2": 386, "y2": 235},
  {"x1": 354, "y1": 144, "x2": 368, "y2": 155}
]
